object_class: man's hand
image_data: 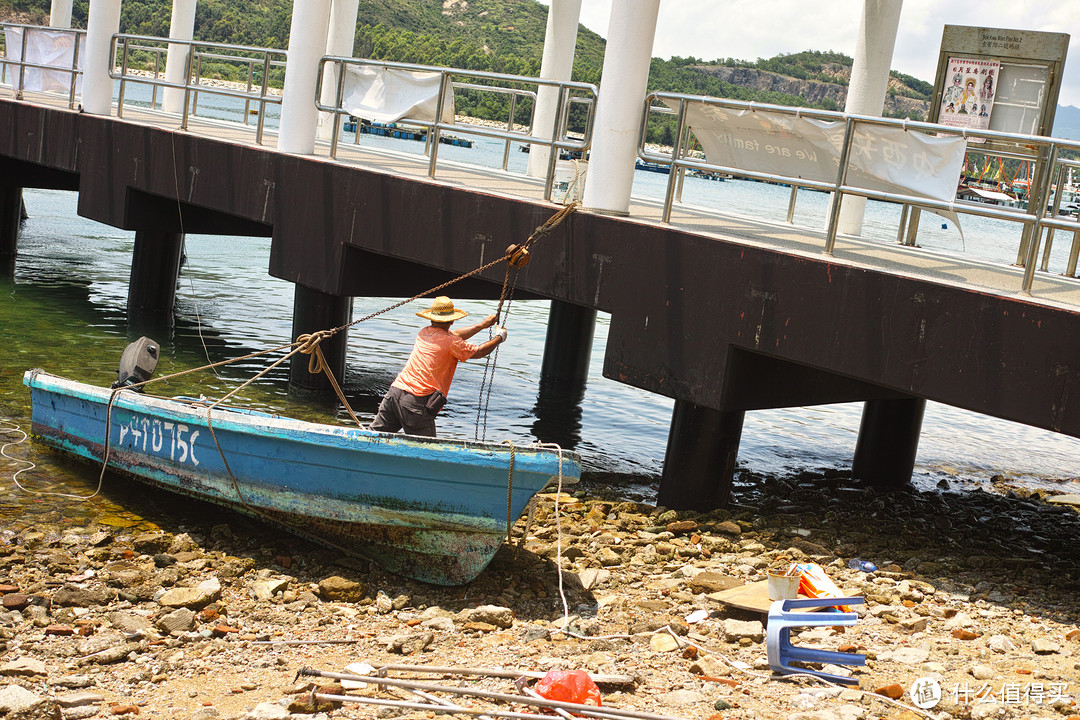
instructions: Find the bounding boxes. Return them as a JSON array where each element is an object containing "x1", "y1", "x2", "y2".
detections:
[
  {"x1": 481, "y1": 314, "x2": 498, "y2": 329},
  {"x1": 495, "y1": 326, "x2": 508, "y2": 342}
]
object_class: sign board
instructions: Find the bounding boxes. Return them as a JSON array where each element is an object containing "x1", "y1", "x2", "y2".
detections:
[{"x1": 929, "y1": 26, "x2": 1069, "y2": 146}]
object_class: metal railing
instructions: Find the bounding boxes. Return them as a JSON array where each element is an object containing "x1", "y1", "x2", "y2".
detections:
[
  {"x1": 0, "y1": 22, "x2": 84, "y2": 109},
  {"x1": 110, "y1": 34, "x2": 286, "y2": 145},
  {"x1": 641, "y1": 92, "x2": 1080, "y2": 295},
  {"x1": 316, "y1": 57, "x2": 597, "y2": 201}
]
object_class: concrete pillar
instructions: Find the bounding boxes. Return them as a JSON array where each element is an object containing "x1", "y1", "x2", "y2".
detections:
[
  {"x1": 49, "y1": 0, "x2": 74, "y2": 28},
  {"x1": 540, "y1": 300, "x2": 595, "y2": 385},
  {"x1": 851, "y1": 397, "x2": 925, "y2": 487},
  {"x1": 1, "y1": 188, "x2": 22, "y2": 269},
  {"x1": 127, "y1": 230, "x2": 185, "y2": 318},
  {"x1": 837, "y1": 0, "x2": 904, "y2": 236},
  {"x1": 659, "y1": 401, "x2": 744, "y2": 510},
  {"x1": 580, "y1": 0, "x2": 660, "y2": 214},
  {"x1": 289, "y1": 284, "x2": 352, "y2": 391},
  {"x1": 278, "y1": 0, "x2": 333, "y2": 155},
  {"x1": 317, "y1": 0, "x2": 361, "y2": 140},
  {"x1": 161, "y1": 0, "x2": 198, "y2": 114},
  {"x1": 82, "y1": 0, "x2": 122, "y2": 116},
  {"x1": 527, "y1": 0, "x2": 582, "y2": 178}
]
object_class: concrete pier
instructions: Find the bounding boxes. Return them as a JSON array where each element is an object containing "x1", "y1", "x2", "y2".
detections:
[
  {"x1": 289, "y1": 284, "x2": 352, "y2": 392},
  {"x1": 658, "y1": 402, "x2": 744, "y2": 510},
  {"x1": 127, "y1": 230, "x2": 186, "y2": 319},
  {"x1": 852, "y1": 397, "x2": 927, "y2": 487}
]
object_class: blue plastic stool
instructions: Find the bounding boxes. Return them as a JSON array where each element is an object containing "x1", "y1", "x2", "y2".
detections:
[{"x1": 766, "y1": 596, "x2": 866, "y2": 685}]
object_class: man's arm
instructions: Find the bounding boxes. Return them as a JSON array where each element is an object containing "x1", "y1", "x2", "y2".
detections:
[
  {"x1": 470, "y1": 332, "x2": 505, "y2": 360},
  {"x1": 453, "y1": 314, "x2": 497, "y2": 340}
]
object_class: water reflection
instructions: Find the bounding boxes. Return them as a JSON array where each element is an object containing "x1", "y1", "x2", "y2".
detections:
[{"x1": 531, "y1": 379, "x2": 586, "y2": 451}]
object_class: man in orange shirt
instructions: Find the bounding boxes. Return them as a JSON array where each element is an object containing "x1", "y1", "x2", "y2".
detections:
[{"x1": 370, "y1": 296, "x2": 506, "y2": 437}]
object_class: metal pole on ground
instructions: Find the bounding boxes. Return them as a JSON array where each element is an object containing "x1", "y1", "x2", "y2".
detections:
[
  {"x1": 527, "y1": 0, "x2": 582, "y2": 178},
  {"x1": 836, "y1": 0, "x2": 903, "y2": 237},
  {"x1": 81, "y1": 0, "x2": 122, "y2": 116},
  {"x1": 278, "y1": 0, "x2": 333, "y2": 155},
  {"x1": 49, "y1": 0, "x2": 73, "y2": 28},
  {"x1": 580, "y1": 0, "x2": 660, "y2": 216},
  {"x1": 316, "y1": 0, "x2": 360, "y2": 141},
  {"x1": 162, "y1": 0, "x2": 197, "y2": 115},
  {"x1": 289, "y1": 284, "x2": 352, "y2": 392},
  {"x1": 658, "y1": 401, "x2": 744, "y2": 510}
]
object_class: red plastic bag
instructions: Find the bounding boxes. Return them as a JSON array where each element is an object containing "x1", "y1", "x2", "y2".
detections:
[{"x1": 534, "y1": 669, "x2": 602, "y2": 707}]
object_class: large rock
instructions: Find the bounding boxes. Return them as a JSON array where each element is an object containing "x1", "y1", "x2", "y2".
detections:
[
  {"x1": 458, "y1": 605, "x2": 514, "y2": 629},
  {"x1": 317, "y1": 576, "x2": 366, "y2": 602},
  {"x1": 52, "y1": 586, "x2": 111, "y2": 607},
  {"x1": 238, "y1": 701, "x2": 290, "y2": 720},
  {"x1": 0, "y1": 684, "x2": 59, "y2": 719},
  {"x1": 251, "y1": 579, "x2": 289, "y2": 602},
  {"x1": 0, "y1": 658, "x2": 47, "y2": 677},
  {"x1": 107, "y1": 612, "x2": 156, "y2": 637},
  {"x1": 721, "y1": 618, "x2": 763, "y2": 643},
  {"x1": 158, "y1": 578, "x2": 222, "y2": 609},
  {"x1": 156, "y1": 608, "x2": 196, "y2": 635},
  {"x1": 132, "y1": 532, "x2": 173, "y2": 555}
]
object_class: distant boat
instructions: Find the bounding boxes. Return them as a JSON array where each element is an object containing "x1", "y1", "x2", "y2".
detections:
[
  {"x1": 23, "y1": 370, "x2": 580, "y2": 585},
  {"x1": 634, "y1": 159, "x2": 670, "y2": 174},
  {"x1": 344, "y1": 119, "x2": 473, "y2": 148}
]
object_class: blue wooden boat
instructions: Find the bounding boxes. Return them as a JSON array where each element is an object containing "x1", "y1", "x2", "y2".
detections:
[{"x1": 23, "y1": 370, "x2": 581, "y2": 585}]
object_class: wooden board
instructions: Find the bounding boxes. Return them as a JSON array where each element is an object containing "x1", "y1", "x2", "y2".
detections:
[
  {"x1": 706, "y1": 580, "x2": 786, "y2": 614},
  {"x1": 1046, "y1": 493, "x2": 1080, "y2": 507}
]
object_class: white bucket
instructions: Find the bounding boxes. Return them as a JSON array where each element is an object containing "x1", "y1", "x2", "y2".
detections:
[
  {"x1": 552, "y1": 160, "x2": 587, "y2": 205},
  {"x1": 767, "y1": 571, "x2": 801, "y2": 601}
]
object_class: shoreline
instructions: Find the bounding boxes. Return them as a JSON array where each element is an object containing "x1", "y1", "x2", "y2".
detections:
[{"x1": 0, "y1": 467, "x2": 1077, "y2": 719}]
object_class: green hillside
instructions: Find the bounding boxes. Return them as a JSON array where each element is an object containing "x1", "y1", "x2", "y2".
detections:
[{"x1": 1, "y1": 0, "x2": 933, "y2": 128}]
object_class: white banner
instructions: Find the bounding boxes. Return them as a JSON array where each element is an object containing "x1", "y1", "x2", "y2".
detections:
[
  {"x1": 3, "y1": 27, "x2": 84, "y2": 95},
  {"x1": 680, "y1": 103, "x2": 966, "y2": 204},
  {"x1": 340, "y1": 65, "x2": 454, "y2": 124}
]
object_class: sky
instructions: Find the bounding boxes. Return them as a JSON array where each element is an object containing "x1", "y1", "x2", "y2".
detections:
[{"x1": 539, "y1": 1, "x2": 1080, "y2": 109}]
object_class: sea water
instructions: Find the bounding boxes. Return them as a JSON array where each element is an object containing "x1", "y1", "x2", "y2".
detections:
[{"x1": 2, "y1": 89, "x2": 1080, "y2": 508}]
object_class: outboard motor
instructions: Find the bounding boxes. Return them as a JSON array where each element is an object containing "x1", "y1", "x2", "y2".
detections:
[{"x1": 112, "y1": 336, "x2": 159, "y2": 391}]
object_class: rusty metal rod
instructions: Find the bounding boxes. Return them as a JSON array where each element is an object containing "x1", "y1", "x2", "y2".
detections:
[
  {"x1": 313, "y1": 693, "x2": 583, "y2": 720},
  {"x1": 366, "y1": 661, "x2": 634, "y2": 686},
  {"x1": 297, "y1": 668, "x2": 683, "y2": 720}
]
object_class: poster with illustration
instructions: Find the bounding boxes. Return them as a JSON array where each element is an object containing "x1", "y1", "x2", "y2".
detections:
[{"x1": 939, "y1": 57, "x2": 1000, "y2": 131}]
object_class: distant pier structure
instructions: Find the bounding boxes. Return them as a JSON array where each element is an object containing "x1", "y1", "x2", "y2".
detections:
[{"x1": 4, "y1": 1, "x2": 1080, "y2": 509}]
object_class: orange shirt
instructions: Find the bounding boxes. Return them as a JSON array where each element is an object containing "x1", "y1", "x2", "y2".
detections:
[{"x1": 391, "y1": 326, "x2": 480, "y2": 399}]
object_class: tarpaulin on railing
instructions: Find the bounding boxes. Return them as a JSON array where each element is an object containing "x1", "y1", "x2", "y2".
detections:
[
  {"x1": 340, "y1": 65, "x2": 454, "y2": 124},
  {"x1": 679, "y1": 102, "x2": 966, "y2": 204},
  {"x1": 3, "y1": 27, "x2": 84, "y2": 94}
]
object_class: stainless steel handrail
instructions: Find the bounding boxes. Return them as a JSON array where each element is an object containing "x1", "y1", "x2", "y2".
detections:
[
  {"x1": 0, "y1": 22, "x2": 85, "y2": 109},
  {"x1": 109, "y1": 33, "x2": 285, "y2": 144},
  {"x1": 640, "y1": 91, "x2": 1080, "y2": 295},
  {"x1": 315, "y1": 56, "x2": 597, "y2": 202}
]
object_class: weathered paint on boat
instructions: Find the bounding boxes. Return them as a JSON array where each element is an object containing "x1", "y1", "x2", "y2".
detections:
[{"x1": 23, "y1": 370, "x2": 581, "y2": 585}]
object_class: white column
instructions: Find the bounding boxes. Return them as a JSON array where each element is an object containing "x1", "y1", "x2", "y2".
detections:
[
  {"x1": 161, "y1": 0, "x2": 197, "y2": 114},
  {"x1": 278, "y1": 0, "x2": 333, "y2": 154},
  {"x1": 49, "y1": 0, "x2": 74, "y2": 28},
  {"x1": 81, "y1": 0, "x2": 122, "y2": 116},
  {"x1": 580, "y1": 0, "x2": 660, "y2": 215},
  {"x1": 527, "y1": 0, "x2": 582, "y2": 178},
  {"x1": 317, "y1": 0, "x2": 361, "y2": 140},
  {"x1": 837, "y1": 0, "x2": 904, "y2": 236}
]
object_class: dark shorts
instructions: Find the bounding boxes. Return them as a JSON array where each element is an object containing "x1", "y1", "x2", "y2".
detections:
[{"x1": 370, "y1": 386, "x2": 442, "y2": 437}]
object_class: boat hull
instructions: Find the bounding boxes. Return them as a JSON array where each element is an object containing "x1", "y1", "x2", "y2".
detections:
[{"x1": 23, "y1": 370, "x2": 580, "y2": 585}]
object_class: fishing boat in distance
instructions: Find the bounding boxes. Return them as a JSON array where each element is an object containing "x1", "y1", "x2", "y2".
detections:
[{"x1": 23, "y1": 369, "x2": 580, "y2": 586}]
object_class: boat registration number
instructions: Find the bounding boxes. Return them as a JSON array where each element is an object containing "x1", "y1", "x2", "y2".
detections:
[{"x1": 117, "y1": 416, "x2": 201, "y2": 466}]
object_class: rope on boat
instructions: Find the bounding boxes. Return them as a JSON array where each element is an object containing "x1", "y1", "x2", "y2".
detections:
[
  {"x1": 503, "y1": 441, "x2": 515, "y2": 546},
  {"x1": 18, "y1": 204, "x2": 579, "y2": 567}
]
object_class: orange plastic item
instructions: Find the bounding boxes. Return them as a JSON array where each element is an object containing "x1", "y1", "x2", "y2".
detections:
[
  {"x1": 534, "y1": 669, "x2": 603, "y2": 707},
  {"x1": 792, "y1": 563, "x2": 852, "y2": 612}
]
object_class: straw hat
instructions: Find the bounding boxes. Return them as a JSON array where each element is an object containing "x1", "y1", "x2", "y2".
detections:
[{"x1": 416, "y1": 296, "x2": 468, "y2": 322}]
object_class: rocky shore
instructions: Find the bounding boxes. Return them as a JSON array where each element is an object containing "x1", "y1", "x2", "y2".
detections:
[{"x1": 0, "y1": 470, "x2": 1078, "y2": 720}]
